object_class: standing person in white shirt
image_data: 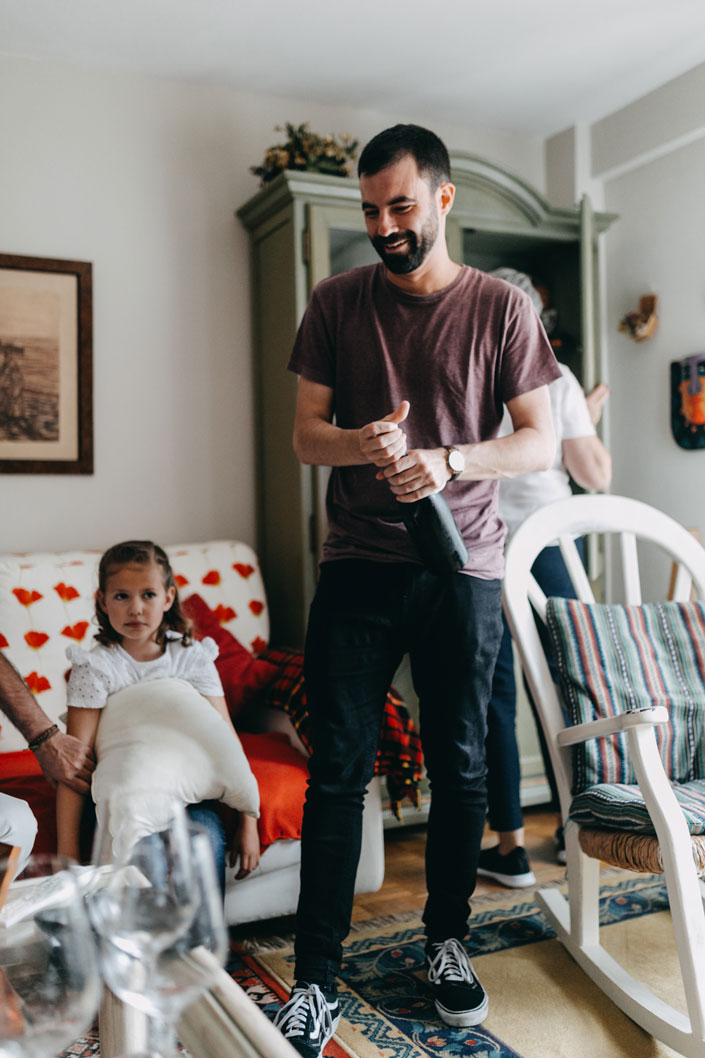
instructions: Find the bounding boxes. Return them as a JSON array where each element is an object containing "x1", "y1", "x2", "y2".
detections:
[{"x1": 478, "y1": 363, "x2": 611, "y2": 887}]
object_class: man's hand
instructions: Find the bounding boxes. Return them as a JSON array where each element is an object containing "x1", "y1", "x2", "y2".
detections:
[
  {"x1": 364, "y1": 401, "x2": 451, "y2": 501},
  {"x1": 359, "y1": 401, "x2": 409, "y2": 468},
  {"x1": 377, "y1": 446, "x2": 450, "y2": 501},
  {"x1": 34, "y1": 732, "x2": 95, "y2": 794}
]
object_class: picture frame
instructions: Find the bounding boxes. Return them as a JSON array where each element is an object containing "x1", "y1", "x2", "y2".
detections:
[{"x1": 0, "y1": 252, "x2": 93, "y2": 474}]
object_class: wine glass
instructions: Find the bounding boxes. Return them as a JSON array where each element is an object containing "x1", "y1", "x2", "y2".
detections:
[
  {"x1": 87, "y1": 795, "x2": 199, "y2": 972},
  {"x1": 97, "y1": 825, "x2": 228, "y2": 1058},
  {"x1": 86, "y1": 796, "x2": 201, "y2": 1058},
  {"x1": 0, "y1": 853, "x2": 102, "y2": 1058}
]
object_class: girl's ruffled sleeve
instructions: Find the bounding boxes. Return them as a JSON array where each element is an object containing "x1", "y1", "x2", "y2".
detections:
[
  {"x1": 65, "y1": 645, "x2": 112, "y2": 709},
  {"x1": 184, "y1": 637, "x2": 223, "y2": 696}
]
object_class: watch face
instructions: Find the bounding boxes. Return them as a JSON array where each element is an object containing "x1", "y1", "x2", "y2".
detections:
[{"x1": 448, "y1": 448, "x2": 464, "y2": 473}]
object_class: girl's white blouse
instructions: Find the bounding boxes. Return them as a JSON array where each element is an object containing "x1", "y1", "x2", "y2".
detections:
[{"x1": 66, "y1": 632, "x2": 223, "y2": 708}]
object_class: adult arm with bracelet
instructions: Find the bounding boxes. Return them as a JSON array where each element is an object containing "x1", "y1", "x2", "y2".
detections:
[{"x1": 0, "y1": 653, "x2": 95, "y2": 794}]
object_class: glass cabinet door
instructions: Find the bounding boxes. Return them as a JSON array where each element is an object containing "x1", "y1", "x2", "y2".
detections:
[{"x1": 306, "y1": 203, "x2": 376, "y2": 287}]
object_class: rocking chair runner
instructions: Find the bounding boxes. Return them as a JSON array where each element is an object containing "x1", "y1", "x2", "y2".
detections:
[{"x1": 502, "y1": 493, "x2": 705, "y2": 1058}]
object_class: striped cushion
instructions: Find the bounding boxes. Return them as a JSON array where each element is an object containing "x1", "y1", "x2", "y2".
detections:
[
  {"x1": 571, "y1": 779, "x2": 705, "y2": 834},
  {"x1": 546, "y1": 600, "x2": 705, "y2": 794}
]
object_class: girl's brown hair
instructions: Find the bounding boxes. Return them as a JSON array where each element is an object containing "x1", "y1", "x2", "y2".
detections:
[{"x1": 95, "y1": 540, "x2": 193, "y2": 648}]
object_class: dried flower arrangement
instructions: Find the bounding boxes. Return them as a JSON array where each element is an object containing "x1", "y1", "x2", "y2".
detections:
[{"x1": 251, "y1": 123, "x2": 358, "y2": 186}]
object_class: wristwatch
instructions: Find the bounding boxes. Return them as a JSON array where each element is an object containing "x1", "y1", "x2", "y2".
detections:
[{"x1": 445, "y1": 445, "x2": 465, "y2": 480}]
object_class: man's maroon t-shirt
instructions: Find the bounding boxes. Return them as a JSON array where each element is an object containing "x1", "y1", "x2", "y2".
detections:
[{"x1": 288, "y1": 263, "x2": 560, "y2": 579}]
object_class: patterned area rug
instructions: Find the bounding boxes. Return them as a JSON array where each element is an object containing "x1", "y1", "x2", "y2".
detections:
[
  {"x1": 232, "y1": 873, "x2": 684, "y2": 1058},
  {"x1": 64, "y1": 873, "x2": 682, "y2": 1058}
]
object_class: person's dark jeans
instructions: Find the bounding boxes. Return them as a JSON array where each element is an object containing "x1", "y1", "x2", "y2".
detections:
[
  {"x1": 293, "y1": 560, "x2": 503, "y2": 985},
  {"x1": 485, "y1": 540, "x2": 584, "y2": 832},
  {"x1": 187, "y1": 800, "x2": 226, "y2": 897},
  {"x1": 82, "y1": 794, "x2": 226, "y2": 898}
]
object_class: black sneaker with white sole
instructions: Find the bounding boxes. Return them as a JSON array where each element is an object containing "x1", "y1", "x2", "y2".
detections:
[
  {"x1": 273, "y1": 982, "x2": 340, "y2": 1058},
  {"x1": 477, "y1": 845, "x2": 537, "y2": 888},
  {"x1": 425, "y1": 937, "x2": 489, "y2": 1027}
]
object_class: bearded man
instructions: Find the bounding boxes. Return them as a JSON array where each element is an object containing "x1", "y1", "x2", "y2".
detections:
[{"x1": 273, "y1": 123, "x2": 560, "y2": 1057}]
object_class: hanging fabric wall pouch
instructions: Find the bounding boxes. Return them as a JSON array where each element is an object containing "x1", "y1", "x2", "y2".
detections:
[{"x1": 671, "y1": 352, "x2": 705, "y2": 449}]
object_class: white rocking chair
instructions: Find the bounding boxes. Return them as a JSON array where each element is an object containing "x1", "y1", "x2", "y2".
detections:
[{"x1": 503, "y1": 493, "x2": 705, "y2": 1058}]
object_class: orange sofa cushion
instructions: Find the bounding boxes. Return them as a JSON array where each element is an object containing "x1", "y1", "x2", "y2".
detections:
[
  {"x1": 238, "y1": 731, "x2": 309, "y2": 849},
  {"x1": 0, "y1": 735, "x2": 309, "y2": 856}
]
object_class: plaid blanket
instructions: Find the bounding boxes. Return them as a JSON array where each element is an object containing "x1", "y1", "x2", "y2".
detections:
[{"x1": 262, "y1": 646, "x2": 423, "y2": 820}]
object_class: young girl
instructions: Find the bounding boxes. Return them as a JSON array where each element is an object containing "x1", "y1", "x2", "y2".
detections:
[{"x1": 55, "y1": 540, "x2": 260, "y2": 884}]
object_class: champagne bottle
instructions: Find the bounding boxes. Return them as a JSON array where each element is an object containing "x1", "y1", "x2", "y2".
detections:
[{"x1": 399, "y1": 492, "x2": 468, "y2": 575}]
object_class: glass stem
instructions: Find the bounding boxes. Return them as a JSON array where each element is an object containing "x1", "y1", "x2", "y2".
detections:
[{"x1": 146, "y1": 1013, "x2": 178, "y2": 1058}]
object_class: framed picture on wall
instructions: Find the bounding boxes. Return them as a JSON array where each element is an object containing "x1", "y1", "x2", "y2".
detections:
[{"x1": 0, "y1": 252, "x2": 93, "y2": 474}]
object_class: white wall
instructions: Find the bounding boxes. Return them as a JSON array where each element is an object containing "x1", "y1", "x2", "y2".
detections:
[
  {"x1": 546, "y1": 63, "x2": 705, "y2": 599},
  {"x1": 604, "y1": 135, "x2": 705, "y2": 538},
  {"x1": 0, "y1": 54, "x2": 544, "y2": 556},
  {"x1": 596, "y1": 65, "x2": 705, "y2": 550}
]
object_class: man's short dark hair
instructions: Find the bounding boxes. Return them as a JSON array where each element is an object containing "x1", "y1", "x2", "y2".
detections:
[{"x1": 357, "y1": 124, "x2": 451, "y2": 190}]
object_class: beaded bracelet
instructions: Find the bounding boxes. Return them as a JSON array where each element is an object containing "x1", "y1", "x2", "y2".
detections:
[{"x1": 27, "y1": 724, "x2": 59, "y2": 752}]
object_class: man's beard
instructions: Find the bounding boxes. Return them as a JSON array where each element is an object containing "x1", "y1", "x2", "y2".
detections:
[{"x1": 371, "y1": 213, "x2": 439, "y2": 275}]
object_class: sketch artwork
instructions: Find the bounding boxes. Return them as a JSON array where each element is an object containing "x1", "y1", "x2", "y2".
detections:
[
  {"x1": 0, "y1": 335, "x2": 59, "y2": 442},
  {"x1": 0, "y1": 254, "x2": 92, "y2": 473}
]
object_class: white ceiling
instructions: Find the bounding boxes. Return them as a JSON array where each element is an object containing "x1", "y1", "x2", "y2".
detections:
[{"x1": 2, "y1": 0, "x2": 705, "y2": 137}]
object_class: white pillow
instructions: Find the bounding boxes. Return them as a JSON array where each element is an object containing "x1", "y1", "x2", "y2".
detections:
[{"x1": 92, "y1": 678, "x2": 260, "y2": 848}]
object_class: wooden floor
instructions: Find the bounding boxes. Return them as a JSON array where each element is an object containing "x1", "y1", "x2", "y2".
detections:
[
  {"x1": 231, "y1": 806, "x2": 567, "y2": 947},
  {"x1": 351, "y1": 805, "x2": 566, "y2": 922}
]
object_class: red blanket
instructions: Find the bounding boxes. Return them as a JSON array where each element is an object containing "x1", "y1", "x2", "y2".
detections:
[{"x1": 261, "y1": 646, "x2": 423, "y2": 820}]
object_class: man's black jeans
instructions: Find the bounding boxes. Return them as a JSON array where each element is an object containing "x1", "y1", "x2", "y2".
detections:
[{"x1": 293, "y1": 560, "x2": 503, "y2": 986}]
